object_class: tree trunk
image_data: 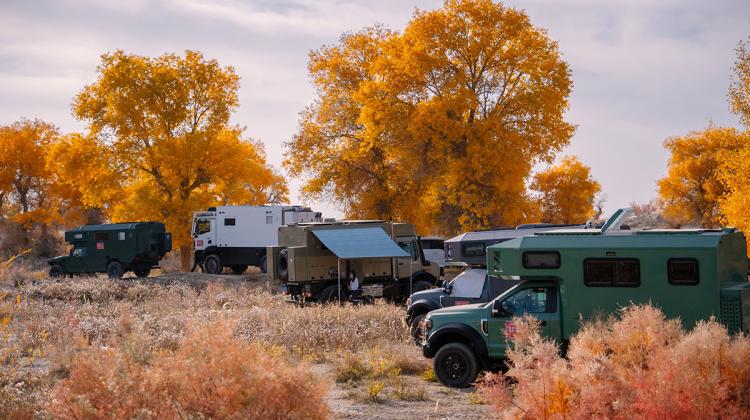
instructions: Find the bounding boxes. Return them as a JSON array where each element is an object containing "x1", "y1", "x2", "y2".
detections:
[{"x1": 180, "y1": 244, "x2": 192, "y2": 271}]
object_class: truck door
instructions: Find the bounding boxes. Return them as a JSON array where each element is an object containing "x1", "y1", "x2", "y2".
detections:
[
  {"x1": 486, "y1": 285, "x2": 561, "y2": 358},
  {"x1": 67, "y1": 246, "x2": 87, "y2": 273},
  {"x1": 193, "y1": 217, "x2": 215, "y2": 250},
  {"x1": 397, "y1": 240, "x2": 419, "y2": 278}
]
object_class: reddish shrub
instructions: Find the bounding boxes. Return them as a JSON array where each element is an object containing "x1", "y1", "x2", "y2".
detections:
[
  {"x1": 479, "y1": 304, "x2": 750, "y2": 419},
  {"x1": 48, "y1": 320, "x2": 329, "y2": 419}
]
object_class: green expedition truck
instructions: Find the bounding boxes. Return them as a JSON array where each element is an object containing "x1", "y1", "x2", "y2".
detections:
[
  {"x1": 422, "y1": 209, "x2": 750, "y2": 387},
  {"x1": 48, "y1": 222, "x2": 172, "y2": 278}
]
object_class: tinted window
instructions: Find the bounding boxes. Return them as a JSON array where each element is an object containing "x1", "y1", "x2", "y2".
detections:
[
  {"x1": 224, "y1": 218, "x2": 236, "y2": 226},
  {"x1": 668, "y1": 258, "x2": 699, "y2": 285},
  {"x1": 463, "y1": 243, "x2": 486, "y2": 257},
  {"x1": 501, "y1": 287, "x2": 557, "y2": 315},
  {"x1": 94, "y1": 233, "x2": 108, "y2": 241},
  {"x1": 584, "y1": 259, "x2": 640, "y2": 287},
  {"x1": 399, "y1": 242, "x2": 418, "y2": 260},
  {"x1": 523, "y1": 251, "x2": 561, "y2": 269}
]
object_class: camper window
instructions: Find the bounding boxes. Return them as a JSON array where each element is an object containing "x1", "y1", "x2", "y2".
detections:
[
  {"x1": 523, "y1": 251, "x2": 561, "y2": 269},
  {"x1": 463, "y1": 243, "x2": 485, "y2": 257},
  {"x1": 95, "y1": 233, "x2": 108, "y2": 241},
  {"x1": 224, "y1": 218, "x2": 236, "y2": 226},
  {"x1": 584, "y1": 259, "x2": 640, "y2": 287},
  {"x1": 668, "y1": 258, "x2": 699, "y2": 285}
]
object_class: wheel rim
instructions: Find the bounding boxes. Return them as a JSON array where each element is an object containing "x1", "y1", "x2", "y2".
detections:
[
  {"x1": 442, "y1": 352, "x2": 468, "y2": 380},
  {"x1": 206, "y1": 259, "x2": 218, "y2": 273}
]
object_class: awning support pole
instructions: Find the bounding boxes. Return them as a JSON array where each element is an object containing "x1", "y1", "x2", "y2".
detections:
[{"x1": 337, "y1": 258, "x2": 341, "y2": 306}]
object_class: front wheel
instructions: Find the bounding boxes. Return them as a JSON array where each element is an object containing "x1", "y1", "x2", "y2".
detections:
[
  {"x1": 409, "y1": 313, "x2": 426, "y2": 345},
  {"x1": 412, "y1": 280, "x2": 433, "y2": 293},
  {"x1": 319, "y1": 285, "x2": 345, "y2": 304},
  {"x1": 106, "y1": 261, "x2": 124, "y2": 279},
  {"x1": 49, "y1": 264, "x2": 64, "y2": 278},
  {"x1": 259, "y1": 255, "x2": 267, "y2": 273},
  {"x1": 134, "y1": 268, "x2": 151, "y2": 278},
  {"x1": 203, "y1": 254, "x2": 222, "y2": 275},
  {"x1": 434, "y1": 343, "x2": 479, "y2": 388}
]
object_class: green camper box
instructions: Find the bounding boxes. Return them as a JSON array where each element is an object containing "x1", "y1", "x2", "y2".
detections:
[{"x1": 48, "y1": 222, "x2": 172, "y2": 278}]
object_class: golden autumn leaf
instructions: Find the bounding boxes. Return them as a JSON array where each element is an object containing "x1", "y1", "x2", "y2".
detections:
[
  {"x1": 285, "y1": 0, "x2": 573, "y2": 235},
  {"x1": 74, "y1": 50, "x2": 287, "y2": 268},
  {"x1": 657, "y1": 126, "x2": 748, "y2": 228},
  {"x1": 531, "y1": 156, "x2": 601, "y2": 224}
]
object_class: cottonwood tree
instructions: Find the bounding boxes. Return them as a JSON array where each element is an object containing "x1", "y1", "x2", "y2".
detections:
[
  {"x1": 729, "y1": 36, "x2": 750, "y2": 128},
  {"x1": 286, "y1": 0, "x2": 573, "y2": 235},
  {"x1": 74, "y1": 50, "x2": 287, "y2": 268},
  {"x1": 658, "y1": 127, "x2": 748, "y2": 227},
  {"x1": 531, "y1": 156, "x2": 601, "y2": 224}
]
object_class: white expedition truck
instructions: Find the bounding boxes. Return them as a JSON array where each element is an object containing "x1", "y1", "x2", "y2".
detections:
[{"x1": 191, "y1": 205, "x2": 322, "y2": 274}]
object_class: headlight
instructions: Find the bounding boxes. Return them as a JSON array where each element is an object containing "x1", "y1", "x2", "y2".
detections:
[{"x1": 424, "y1": 318, "x2": 432, "y2": 332}]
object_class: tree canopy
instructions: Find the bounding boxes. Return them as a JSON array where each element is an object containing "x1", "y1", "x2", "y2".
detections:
[
  {"x1": 531, "y1": 156, "x2": 601, "y2": 224},
  {"x1": 286, "y1": 0, "x2": 574, "y2": 235}
]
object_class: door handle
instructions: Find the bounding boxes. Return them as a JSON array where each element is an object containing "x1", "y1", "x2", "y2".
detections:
[{"x1": 539, "y1": 321, "x2": 547, "y2": 326}]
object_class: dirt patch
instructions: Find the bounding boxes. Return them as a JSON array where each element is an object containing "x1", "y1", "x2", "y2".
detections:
[{"x1": 313, "y1": 364, "x2": 490, "y2": 419}]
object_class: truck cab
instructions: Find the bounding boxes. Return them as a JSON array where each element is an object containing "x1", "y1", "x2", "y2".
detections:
[
  {"x1": 422, "y1": 209, "x2": 750, "y2": 388},
  {"x1": 405, "y1": 267, "x2": 517, "y2": 342}
]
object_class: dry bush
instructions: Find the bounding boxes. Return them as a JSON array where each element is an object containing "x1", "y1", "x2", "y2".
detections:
[
  {"x1": 479, "y1": 304, "x2": 750, "y2": 419},
  {"x1": 48, "y1": 319, "x2": 329, "y2": 419}
]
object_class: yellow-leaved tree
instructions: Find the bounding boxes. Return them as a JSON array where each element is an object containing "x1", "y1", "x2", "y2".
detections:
[
  {"x1": 0, "y1": 119, "x2": 61, "y2": 228},
  {"x1": 74, "y1": 50, "x2": 288, "y2": 268},
  {"x1": 285, "y1": 0, "x2": 573, "y2": 235},
  {"x1": 720, "y1": 36, "x2": 750, "y2": 243},
  {"x1": 46, "y1": 133, "x2": 124, "y2": 225},
  {"x1": 657, "y1": 127, "x2": 748, "y2": 227},
  {"x1": 530, "y1": 156, "x2": 600, "y2": 224}
]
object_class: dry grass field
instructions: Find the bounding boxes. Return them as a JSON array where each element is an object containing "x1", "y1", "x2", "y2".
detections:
[{"x1": 0, "y1": 266, "x2": 489, "y2": 419}]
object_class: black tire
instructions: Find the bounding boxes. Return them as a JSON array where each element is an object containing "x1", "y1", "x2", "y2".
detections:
[
  {"x1": 231, "y1": 265, "x2": 248, "y2": 275},
  {"x1": 434, "y1": 342, "x2": 480, "y2": 388},
  {"x1": 409, "y1": 313, "x2": 426, "y2": 345},
  {"x1": 412, "y1": 280, "x2": 433, "y2": 293},
  {"x1": 49, "y1": 265, "x2": 64, "y2": 278},
  {"x1": 134, "y1": 268, "x2": 151, "y2": 278},
  {"x1": 259, "y1": 255, "x2": 267, "y2": 273},
  {"x1": 277, "y1": 248, "x2": 289, "y2": 281},
  {"x1": 203, "y1": 254, "x2": 222, "y2": 275},
  {"x1": 319, "y1": 285, "x2": 345, "y2": 304},
  {"x1": 106, "y1": 261, "x2": 124, "y2": 279}
]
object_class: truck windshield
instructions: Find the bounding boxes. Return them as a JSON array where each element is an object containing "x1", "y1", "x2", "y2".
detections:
[{"x1": 194, "y1": 219, "x2": 211, "y2": 235}]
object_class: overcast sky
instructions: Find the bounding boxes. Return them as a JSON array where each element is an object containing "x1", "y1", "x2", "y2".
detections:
[{"x1": 1, "y1": 0, "x2": 749, "y2": 221}]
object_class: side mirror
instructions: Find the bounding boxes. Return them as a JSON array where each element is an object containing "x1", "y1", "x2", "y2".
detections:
[
  {"x1": 491, "y1": 300, "x2": 509, "y2": 317},
  {"x1": 443, "y1": 283, "x2": 453, "y2": 295}
]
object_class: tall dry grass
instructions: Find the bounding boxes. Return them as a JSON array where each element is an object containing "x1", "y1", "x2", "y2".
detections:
[
  {"x1": 1, "y1": 272, "x2": 417, "y2": 417},
  {"x1": 479, "y1": 304, "x2": 750, "y2": 419}
]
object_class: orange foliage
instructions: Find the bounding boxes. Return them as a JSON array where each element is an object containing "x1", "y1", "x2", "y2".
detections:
[
  {"x1": 48, "y1": 320, "x2": 329, "y2": 419},
  {"x1": 73, "y1": 50, "x2": 288, "y2": 267},
  {"x1": 730, "y1": 36, "x2": 750, "y2": 128},
  {"x1": 531, "y1": 156, "x2": 600, "y2": 224},
  {"x1": 479, "y1": 305, "x2": 750, "y2": 419},
  {"x1": 0, "y1": 119, "x2": 61, "y2": 226},
  {"x1": 286, "y1": 0, "x2": 573, "y2": 235},
  {"x1": 657, "y1": 126, "x2": 748, "y2": 227}
]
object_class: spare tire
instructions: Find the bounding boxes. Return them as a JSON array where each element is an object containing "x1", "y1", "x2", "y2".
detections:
[{"x1": 277, "y1": 248, "x2": 289, "y2": 281}]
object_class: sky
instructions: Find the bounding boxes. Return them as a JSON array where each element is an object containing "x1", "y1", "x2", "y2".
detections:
[{"x1": 1, "y1": 0, "x2": 749, "y2": 221}]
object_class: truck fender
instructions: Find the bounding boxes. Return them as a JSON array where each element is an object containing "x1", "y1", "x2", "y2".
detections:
[
  {"x1": 424, "y1": 322, "x2": 491, "y2": 369},
  {"x1": 413, "y1": 271, "x2": 438, "y2": 285},
  {"x1": 406, "y1": 299, "x2": 440, "y2": 323}
]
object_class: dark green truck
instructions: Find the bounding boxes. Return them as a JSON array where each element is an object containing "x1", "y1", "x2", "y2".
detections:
[
  {"x1": 48, "y1": 222, "x2": 172, "y2": 278},
  {"x1": 422, "y1": 209, "x2": 750, "y2": 387}
]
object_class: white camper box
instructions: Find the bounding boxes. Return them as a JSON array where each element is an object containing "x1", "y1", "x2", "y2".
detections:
[{"x1": 192, "y1": 205, "x2": 322, "y2": 274}]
